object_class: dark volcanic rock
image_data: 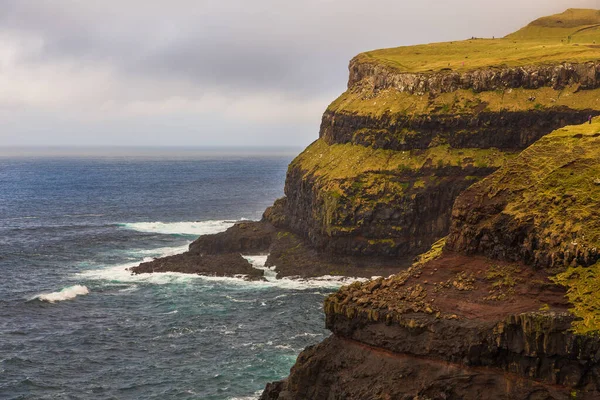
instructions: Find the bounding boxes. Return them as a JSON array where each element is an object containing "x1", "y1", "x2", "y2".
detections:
[
  {"x1": 130, "y1": 220, "x2": 409, "y2": 279},
  {"x1": 262, "y1": 336, "x2": 576, "y2": 400},
  {"x1": 265, "y1": 230, "x2": 410, "y2": 278},
  {"x1": 130, "y1": 252, "x2": 263, "y2": 279},
  {"x1": 348, "y1": 59, "x2": 600, "y2": 95},
  {"x1": 320, "y1": 108, "x2": 600, "y2": 151},
  {"x1": 131, "y1": 221, "x2": 278, "y2": 278},
  {"x1": 189, "y1": 221, "x2": 277, "y2": 255}
]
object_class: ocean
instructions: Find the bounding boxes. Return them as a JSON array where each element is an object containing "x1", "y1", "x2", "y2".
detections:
[{"x1": 0, "y1": 150, "x2": 358, "y2": 399}]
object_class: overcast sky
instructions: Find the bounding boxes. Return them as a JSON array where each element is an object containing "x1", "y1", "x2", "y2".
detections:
[{"x1": 1, "y1": 0, "x2": 599, "y2": 148}]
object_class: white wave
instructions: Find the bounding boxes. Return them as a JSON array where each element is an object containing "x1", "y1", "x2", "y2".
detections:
[
  {"x1": 118, "y1": 285, "x2": 139, "y2": 293},
  {"x1": 263, "y1": 275, "x2": 373, "y2": 290},
  {"x1": 76, "y1": 261, "x2": 209, "y2": 285},
  {"x1": 119, "y1": 220, "x2": 237, "y2": 235},
  {"x1": 243, "y1": 255, "x2": 277, "y2": 281},
  {"x1": 225, "y1": 295, "x2": 255, "y2": 303},
  {"x1": 36, "y1": 285, "x2": 89, "y2": 303},
  {"x1": 228, "y1": 392, "x2": 262, "y2": 400},
  {"x1": 78, "y1": 245, "x2": 374, "y2": 291},
  {"x1": 290, "y1": 332, "x2": 322, "y2": 339},
  {"x1": 127, "y1": 244, "x2": 191, "y2": 258},
  {"x1": 228, "y1": 393, "x2": 261, "y2": 400},
  {"x1": 78, "y1": 256, "x2": 373, "y2": 290},
  {"x1": 62, "y1": 213, "x2": 105, "y2": 218}
]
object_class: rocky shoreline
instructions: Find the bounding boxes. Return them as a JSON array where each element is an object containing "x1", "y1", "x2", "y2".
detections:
[{"x1": 130, "y1": 220, "x2": 411, "y2": 279}]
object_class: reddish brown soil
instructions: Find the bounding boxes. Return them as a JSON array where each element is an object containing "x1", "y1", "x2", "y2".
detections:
[{"x1": 418, "y1": 252, "x2": 570, "y2": 321}]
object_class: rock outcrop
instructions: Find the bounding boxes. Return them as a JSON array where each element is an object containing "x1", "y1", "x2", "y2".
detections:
[
  {"x1": 348, "y1": 60, "x2": 600, "y2": 95},
  {"x1": 446, "y1": 121, "x2": 600, "y2": 272},
  {"x1": 130, "y1": 221, "x2": 275, "y2": 278}
]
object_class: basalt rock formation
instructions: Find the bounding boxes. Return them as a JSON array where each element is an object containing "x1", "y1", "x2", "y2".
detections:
[{"x1": 260, "y1": 8, "x2": 600, "y2": 400}]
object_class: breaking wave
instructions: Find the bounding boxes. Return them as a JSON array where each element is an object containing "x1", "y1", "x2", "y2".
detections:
[
  {"x1": 119, "y1": 220, "x2": 237, "y2": 236},
  {"x1": 78, "y1": 258, "x2": 372, "y2": 290},
  {"x1": 35, "y1": 285, "x2": 90, "y2": 303}
]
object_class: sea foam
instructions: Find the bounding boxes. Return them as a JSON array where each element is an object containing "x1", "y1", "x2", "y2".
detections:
[
  {"x1": 77, "y1": 233, "x2": 372, "y2": 290},
  {"x1": 77, "y1": 258, "x2": 371, "y2": 290},
  {"x1": 36, "y1": 285, "x2": 90, "y2": 303},
  {"x1": 127, "y1": 244, "x2": 191, "y2": 258},
  {"x1": 120, "y1": 220, "x2": 236, "y2": 235}
]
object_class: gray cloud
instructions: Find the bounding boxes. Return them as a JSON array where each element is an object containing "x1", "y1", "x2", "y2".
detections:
[{"x1": 0, "y1": 0, "x2": 598, "y2": 146}]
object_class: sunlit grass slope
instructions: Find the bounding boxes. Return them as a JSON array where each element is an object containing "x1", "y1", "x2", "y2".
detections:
[{"x1": 354, "y1": 9, "x2": 600, "y2": 74}]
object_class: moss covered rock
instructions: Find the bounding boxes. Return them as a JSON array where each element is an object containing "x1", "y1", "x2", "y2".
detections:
[{"x1": 447, "y1": 118, "x2": 600, "y2": 271}]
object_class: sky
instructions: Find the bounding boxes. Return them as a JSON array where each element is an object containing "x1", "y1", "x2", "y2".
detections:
[{"x1": 1, "y1": 0, "x2": 599, "y2": 148}]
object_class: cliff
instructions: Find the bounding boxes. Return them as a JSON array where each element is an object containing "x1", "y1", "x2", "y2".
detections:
[
  {"x1": 268, "y1": 8, "x2": 600, "y2": 260},
  {"x1": 133, "y1": 9, "x2": 600, "y2": 280},
  {"x1": 259, "y1": 9, "x2": 600, "y2": 400}
]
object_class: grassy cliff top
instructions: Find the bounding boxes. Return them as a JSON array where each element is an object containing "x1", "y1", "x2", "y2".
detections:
[{"x1": 354, "y1": 9, "x2": 600, "y2": 74}]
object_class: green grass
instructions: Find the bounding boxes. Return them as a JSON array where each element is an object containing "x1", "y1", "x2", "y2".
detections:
[
  {"x1": 553, "y1": 262, "x2": 600, "y2": 335},
  {"x1": 328, "y1": 83, "x2": 600, "y2": 118},
  {"x1": 355, "y1": 9, "x2": 600, "y2": 74},
  {"x1": 485, "y1": 119, "x2": 600, "y2": 244},
  {"x1": 508, "y1": 9, "x2": 600, "y2": 40},
  {"x1": 293, "y1": 139, "x2": 513, "y2": 181}
]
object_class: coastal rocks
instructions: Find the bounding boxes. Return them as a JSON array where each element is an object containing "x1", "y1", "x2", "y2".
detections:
[
  {"x1": 265, "y1": 230, "x2": 409, "y2": 278},
  {"x1": 189, "y1": 221, "x2": 276, "y2": 255},
  {"x1": 132, "y1": 220, "x2": 409, "y2": 279},
  {"x1": 348, "y1": 59, "x2": 600, "y2": 95},
  {"x1": 261, "y1": 251, "x2": 600, "y2": 398},
  {"x1": 130, "y1": 221, "x2": 275, "y2": 279},
  {"x1": 130, "y1": 252, "x2": 263, "y2": 279}
]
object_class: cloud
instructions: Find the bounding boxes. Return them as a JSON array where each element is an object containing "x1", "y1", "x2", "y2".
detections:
[{"x1": 0, "y1": 0, "x2": 598, "y2": 146}]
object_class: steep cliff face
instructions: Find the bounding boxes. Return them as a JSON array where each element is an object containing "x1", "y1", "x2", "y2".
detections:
[
  {"x1": 261, "y1": 9, "x2": 600, "y2": 400},
  {"x1": 265, "y1": 8, "x2": 600, "y2": 259},
  {"x1": 279, "y1": 139, "x2": 511, "y2": 257},
  {"x1": 347, "y1": 60, "x2": 600, "y2": 95},
  {"x1": 272, "y1": 69, "x2": 600, "y2": 259}
]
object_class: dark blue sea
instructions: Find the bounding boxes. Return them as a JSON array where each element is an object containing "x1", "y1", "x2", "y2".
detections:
[{"x1": 0, "y1": 149, "x2": 360, "y2": 400}]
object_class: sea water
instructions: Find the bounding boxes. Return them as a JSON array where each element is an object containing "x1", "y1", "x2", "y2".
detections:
[{"x1": 0, "y1": 150, "x2": 364, "y2": 399}]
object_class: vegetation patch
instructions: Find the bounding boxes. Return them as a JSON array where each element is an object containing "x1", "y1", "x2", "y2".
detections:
[
  {"x1": 479, "y1": 119, "x2": 600, "y2": 264},
  {"x1": 328, "y1": 85, "x2": 600, "y2": 118},
  {"x1": 483, "y1": 264, "x2": 523, "y2": 301},
  {"x1": 292, "y1": 140, "x2": 513, "y2": 236},
  {"x1": 552, "y1": 262, "x2": 600, "y2": 335}
]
